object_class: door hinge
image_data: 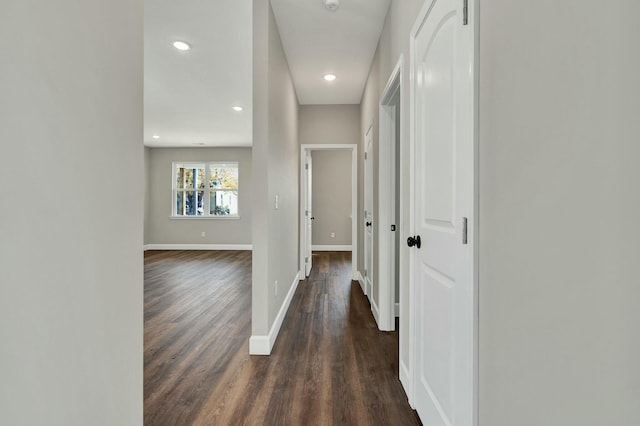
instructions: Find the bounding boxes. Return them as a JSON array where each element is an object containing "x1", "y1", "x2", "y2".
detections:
[
  {"x1": 463, "y1": 0, "x2": 468, "y2": 25},
  {"x1": 305, "y1": 210, "x2": 309, "y2": 217},
  {"x1": 305, "y1": 163, "x2": 309, "y2": 170},
  {"x1": 364, "y1": 269, "x2": 367, "y2": 277},
  {"x1": 305, "y1": 256, "x2": 309, "y2": 263},
  {"x1": 391, "y1": 224, "x2": 396, "y2": 231},
  {"x1": 364, "y1": 152, "x2": 368, "y2": 160},
  {"x1": 462, "y1": 217, "x2": 468, "y2": 244}
]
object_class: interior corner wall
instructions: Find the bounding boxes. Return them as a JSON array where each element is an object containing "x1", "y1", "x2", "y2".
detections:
[
  {"x1": 252, "y1": 0, "x2": 300, "y2": 340},
  {"x1": 478, "y1": 1, "x2": 640, "y2": 424},
  {"x1": 146, "y1": 147, "x2": 252, "y2": 245},
  {"x1": 0, "y1": 1, "x2": 143, "y2": 424}
]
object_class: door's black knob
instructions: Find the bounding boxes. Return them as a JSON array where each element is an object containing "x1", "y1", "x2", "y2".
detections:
[
  {"x1": 366, "y1": 221, "x2": 372, "y2": 227},
  {"x1": 407, "y1": 235, "x2": 421, "y2": 249}
]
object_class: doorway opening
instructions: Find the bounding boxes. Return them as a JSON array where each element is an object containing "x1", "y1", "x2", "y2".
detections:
[{"x1": 299, "y1": 144, "x2": 358, "y2": 281}]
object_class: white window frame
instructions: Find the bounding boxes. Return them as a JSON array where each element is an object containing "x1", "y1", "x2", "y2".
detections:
[{"x1": 171, "y1": 161, "x2": 239, "y2": 219}]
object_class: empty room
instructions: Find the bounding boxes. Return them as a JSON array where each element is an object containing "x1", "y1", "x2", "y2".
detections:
[{"x1": 2, "y1": 0, "x2": 639, "y2": 425}]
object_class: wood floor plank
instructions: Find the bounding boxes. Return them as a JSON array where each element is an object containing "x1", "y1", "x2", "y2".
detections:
[{"x1": 144, "y1": 250, "x2": 420, "y2": 425}]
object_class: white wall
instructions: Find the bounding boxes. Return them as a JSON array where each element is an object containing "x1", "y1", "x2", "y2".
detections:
[
  {"x1": 478, "y1": 1, "x2": 640, "y2": 424},
  {"x1": 145, "y1": 147, "x2": 252, "y2": 246},
  {"x1": 0, "y1": 1, "x2": 143, "y2": 424},
  {"x1": 311, "y1": 150, "x2": 352, "y2": 246},
  {"x1": 252, "y1": 0, "x2": 300, "y2": 343},
  {"x1": 299, "y1": 105, "x2": 361, "y2": 145}
]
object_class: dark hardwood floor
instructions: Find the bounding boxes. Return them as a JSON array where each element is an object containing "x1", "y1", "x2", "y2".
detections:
[{"x1": 144, "y1": 250, "x2": 420, "y2": 425}]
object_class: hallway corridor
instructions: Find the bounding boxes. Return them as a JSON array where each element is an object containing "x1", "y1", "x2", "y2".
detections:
[{"x1": 144, "y1": 250, "x2": 419, "y2": 425}]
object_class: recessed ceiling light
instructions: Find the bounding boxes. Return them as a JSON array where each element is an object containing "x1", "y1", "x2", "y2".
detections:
[
  {"x1": 323, "y1": 0, "x2": 340, "y2": 11},
  {"x1": 232, "y1": 106, "x2": 244, "y2": 112},
  {"x1": 324, "y1": 74, "x2": 337, "y2": 81},
  {"x1": 152, "y1": 135, "x2": 160, "y2": 139},
  {"x1": 172, "y1": 41, "x2": 191, "y2": 51}
]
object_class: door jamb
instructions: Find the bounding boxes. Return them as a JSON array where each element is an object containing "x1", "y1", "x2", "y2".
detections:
[
  {"x1": 378, "y1": 57, "x2": 403, "y2": 332},
  {"x1": 299, "y1": 144, "x2": 358, "y2": 281},
  {"x1": 363, "y1": 125, "x2": 373, "y2": 300}
]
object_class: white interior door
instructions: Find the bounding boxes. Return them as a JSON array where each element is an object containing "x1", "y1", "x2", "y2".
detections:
[
  {"x1": 304, "y1": 151, "x2": 313, "y2": 277},
  {"x1": 411, "y1": 0, "x2": 475, "y2": 424},
  {"x1": 364, "y1": 127, "x2": 374, "y2": 298}
]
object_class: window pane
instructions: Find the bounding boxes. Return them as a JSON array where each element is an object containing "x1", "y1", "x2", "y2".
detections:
[
  {"x1": 185, "y1": 191, "x2": 195, "y2": 215},
  {"x1": 176, "y1": 191, "x2": 204, "y2": 216},
  {"x1": 196, "y1": 191, "x2": 204, "y2": 215},
  {"x1": 175, "y1": 164, "x2": 205, "y2": 189},
  {"x1": 209, "y1": 164, "x2": 238, "y2": 190},
  {"x1": 210, "y1": 190, "x2": 238, "y2": 216},
  {"x1": 176, "y1": 191, "x2": 185, "y2": 215},
  {"x1": 198, "y1": 169, "x2": 206, "y2": 189}
]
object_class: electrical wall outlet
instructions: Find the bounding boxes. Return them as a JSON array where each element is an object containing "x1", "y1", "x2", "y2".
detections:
[
  {"x1": 201, "y1": 231, "x2": 206, "y2": 237},
  {"x1": 331, "y1": 232, "x2": 335, "y2": 238}
]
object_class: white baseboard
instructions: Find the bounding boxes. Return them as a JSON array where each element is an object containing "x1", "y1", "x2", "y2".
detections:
[
  {"x1": 356, "y1": 271, "x2": 365, "y2": 295},
  {"x1": 400, "y1": 360, "x2": 413, "y2": 408},
  {"x1": 249, "y1": 271, "x2": 301, "y2": 355},
  {"x1": 144, "y1": 244, "x2": 252, "y2": 251},
  {"x1": 311, "y1": 245, "x2": 353, "y2": 251},
  {"x1": 248, "y1": 335, "x2": 270, "y2": 355},
  {"x1": 395, "y1": 302, "x2": 400, "y2": 317},
  {"x1": 371, "y1": 298, "x2": 380, "y2": 328}
]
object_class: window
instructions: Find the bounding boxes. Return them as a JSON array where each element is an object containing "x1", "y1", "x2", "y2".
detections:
[{"x1": 172, "y1": 162, "x2": 239, "y2": 217}]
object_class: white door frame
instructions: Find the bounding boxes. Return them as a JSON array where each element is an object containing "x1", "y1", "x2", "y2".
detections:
[
  {"x1": 299, "y1": 144, "x2": 358, "y2": 281},
  {"x1": 378, "y1": 57, "x2": 403, "y2": 332},
  {"x1": 408, "y1": 0, "x2": 478, "y2": 423},
  {"x1": 303, "y1": 150, "x2": 313, "y2": 277},
  {"x1": 363, "y1": 126, "x2": 374, "y2": 302}
]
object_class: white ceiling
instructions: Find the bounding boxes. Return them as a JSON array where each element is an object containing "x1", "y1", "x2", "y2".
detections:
[
  {"x1": 144, "y1": 0, "x2": 390, "y2": 147},
  {"x1": 271, "y1": 0, "x2": 390, "y2": 105},
  {"x1": 144, "y1": 0, "x2": 252, "y2": 148}
]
